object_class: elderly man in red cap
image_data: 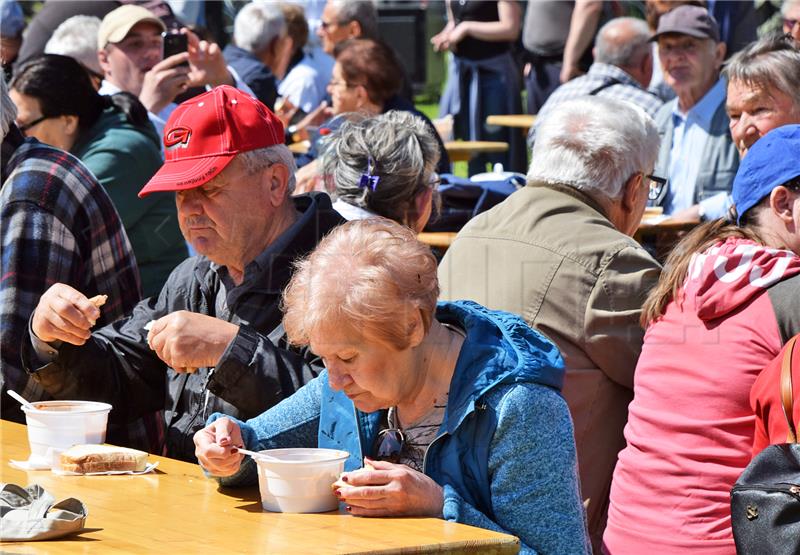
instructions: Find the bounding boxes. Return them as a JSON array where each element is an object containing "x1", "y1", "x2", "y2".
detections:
[{"x1": 23, "y1": 86, "x2": 344, "y2": 462}]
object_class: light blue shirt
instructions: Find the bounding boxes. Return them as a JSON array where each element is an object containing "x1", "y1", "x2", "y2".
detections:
[{"x1": 665, "y1": 78, "x2": 729, "y2": 218}]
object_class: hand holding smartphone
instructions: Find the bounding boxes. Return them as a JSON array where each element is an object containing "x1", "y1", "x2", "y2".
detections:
[{"x1": 162, "y1": 30, "x2": 189, "y2": 67}]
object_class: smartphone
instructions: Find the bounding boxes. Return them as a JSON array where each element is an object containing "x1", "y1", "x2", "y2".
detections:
[{"x1": 162, "y1": 31, "x2": 189, "y2": 67}]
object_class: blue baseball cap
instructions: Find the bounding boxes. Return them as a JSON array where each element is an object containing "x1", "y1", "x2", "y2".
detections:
[
  {"x1": 733, "y1": 124, "x2": 800, "y2": 225},
  {"x1": 0, "y1": 0, "x2": 24, "y2": 37}
]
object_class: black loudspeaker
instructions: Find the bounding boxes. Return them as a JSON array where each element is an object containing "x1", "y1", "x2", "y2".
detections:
[{"x1": 377, "y1": 4, "x2": 428, "y2": 93}]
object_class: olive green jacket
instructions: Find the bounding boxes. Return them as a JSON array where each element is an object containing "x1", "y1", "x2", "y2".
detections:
[{"x1": 438, "y1": 182, "x2": 661, "y2": 549}]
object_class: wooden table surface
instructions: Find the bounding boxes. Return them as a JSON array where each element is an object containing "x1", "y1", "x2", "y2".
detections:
[
  {"x1": 418, "y1": 232, "x2": 458, "y2": 249},
  {"x1": 0, "y1": 421, "x2": 519, "y2": 554},
  {"x1": 485, "y1": 115, "x2": 536, "y2": 130},
  {"x1": 444, "y1": 141, "x2": 509, "y2": 163}
]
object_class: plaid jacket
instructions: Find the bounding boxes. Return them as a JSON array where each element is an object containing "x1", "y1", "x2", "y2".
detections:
[{"x1": 0, "y1": 134, "x2": 144, "y2": 441}]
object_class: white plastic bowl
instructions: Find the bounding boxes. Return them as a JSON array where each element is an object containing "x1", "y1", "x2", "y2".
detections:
[
  {"x1": 254, "y1": 448, "x2": 349, "y2": 513},
  {"x1": 22, "y1": 400, "x2": 112, "y2": 467}
]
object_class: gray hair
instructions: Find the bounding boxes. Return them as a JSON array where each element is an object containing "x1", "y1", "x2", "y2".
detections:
[
  {"x1": 322, "y1": 110, "x2": 440, "y2": 225},
  {"x1": 528, "y1": 97, "x2": 660, "y2": 200},
  {"x1": 329, "y1": 0, "x2": 378, "y2": 39},
  {"x1": 234, "y1": 2, "x2": 286, "y2": 54},
  {"x1": 238, "y1": 144, "x2": 297, "y2": 195},
  {"x1": 44, "y1": 15, "x2": 103, "y2": 76},
  {"x1": 722, "y1": 35, "x2": 800, "y2": 108},
  {"x1": 595, "y1": 17, "x2": 651, "y2": 67},
  {"x1": 0, "y1": 77, "x2": 17, "y2": 140},
  {"x1": 782, "y1": 0, "x2": 800, "y2": 17}
]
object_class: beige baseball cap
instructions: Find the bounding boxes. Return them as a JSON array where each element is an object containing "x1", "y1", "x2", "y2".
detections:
[{"x1": 97, "y1": 5, "x2": 166, "y2": 49}]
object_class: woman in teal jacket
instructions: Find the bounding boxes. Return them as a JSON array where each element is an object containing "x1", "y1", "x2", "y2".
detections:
[
  {"x1": 10, "y1": 54, "x2": 187, "y2": 297},
  {"x1": 195, "y1": 219, "x2": 589, "y2": 554}
]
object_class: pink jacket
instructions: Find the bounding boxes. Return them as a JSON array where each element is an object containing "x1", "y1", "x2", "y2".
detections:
[{"x1": 604, "y1": 238, "x2": 800, "y2": 554}]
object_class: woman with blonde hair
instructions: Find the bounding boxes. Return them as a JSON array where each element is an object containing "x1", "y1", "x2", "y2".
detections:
[
  {"x1": 195, "y1": 218, "x2": 589, "y2": 554},
  {"x1": 605, "y1": 124, "x2": 800, "y2": 553}
]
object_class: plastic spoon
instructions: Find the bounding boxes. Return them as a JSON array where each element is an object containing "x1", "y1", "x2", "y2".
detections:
[
  {"x1": 231, "y1": 447, "x2": 280, "y2": 462},
  {"x1": 7, "y1": 390, "x2": 36, "y2": 411}
]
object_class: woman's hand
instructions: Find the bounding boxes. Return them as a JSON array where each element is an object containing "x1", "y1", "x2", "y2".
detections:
[
  {"x1": 444, "y1": 22, "x2": 471, "y2": 49},
  {"x1": 194, "y1": 417, "x2": 244, "y2": 476},
  {"x1": 332, "y1": 458, "x2": 444, "y2": 517},
  {"x1": 430, "y1": 20, "x2": 455, "y2": 52}
]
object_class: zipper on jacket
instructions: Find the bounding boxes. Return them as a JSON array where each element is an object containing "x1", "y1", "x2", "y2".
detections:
[
  {"x1": 732, "y1": 484, "x2": 800, "y2": 500},
  {"x1": 354, "y1": 403, "x2": 364, "y2": 463},
  {"x1": 421, "y1": 430, "x2": 448, "y2": 476}
]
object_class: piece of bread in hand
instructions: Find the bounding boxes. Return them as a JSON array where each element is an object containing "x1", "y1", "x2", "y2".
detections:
[
  {"x1": 332, "y1": 462, "x2": 376, "y2": 491},
  {"x1": 60, "y1": 444, "x2": 148, "y2": 474},
  {"x1": 87, "y1": 294, "x2": 107, "y2": 326},
  {"x1": 88, "y1": 294, "x2": 107, "y2": 308}
]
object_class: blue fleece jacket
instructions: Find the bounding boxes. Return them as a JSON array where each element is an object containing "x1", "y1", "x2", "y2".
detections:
[{"x1": 208, "y1": 301, "x2": 589, "y2": 554}]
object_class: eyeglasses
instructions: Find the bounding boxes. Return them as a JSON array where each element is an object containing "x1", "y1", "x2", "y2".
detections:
[
  {"x1": 17, "y1": 115, "x2": 50, "y2": 133},
  {"x1": 428, "y1": 172, "x2": 441, "y2": 190},
  {"x1": 645, "y1": 173, "x2": 667, "y2": 200},
  {"x1": 374, "y1": 427, "x2": 405, "y2": 463}
]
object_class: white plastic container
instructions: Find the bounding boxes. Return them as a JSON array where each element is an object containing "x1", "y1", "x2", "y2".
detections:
[
  {"x1": 254, "y1": 448, "x2": 349, "y2": 513},
  {"x1": 470, "y1": 163, "x2": 526, "y2": 187},
  {"x1": 22, "y1": 400, "x2": 112, "y2": 467}
]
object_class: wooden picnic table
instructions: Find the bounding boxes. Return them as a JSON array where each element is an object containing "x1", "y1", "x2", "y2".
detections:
[
  {"x1": 485, "y1": 115, "x2": 536, "y2": 130},
  {"x1": 418, "y1": 232, "x2": 458, "y2": 249},
  {"x1": 444, "y1": 141, "x2": 509, "y2": 163},
  {"x1": 0, "y1": 420, "x2": 520, "y2": 554},
  {"x1": 635, "y1": 215, "x2": 700, "y2": 262}
]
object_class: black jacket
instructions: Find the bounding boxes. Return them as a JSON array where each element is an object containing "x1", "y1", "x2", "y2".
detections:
[{"x1": 24, "y1": 193, "x2": 344, "y2": 461}]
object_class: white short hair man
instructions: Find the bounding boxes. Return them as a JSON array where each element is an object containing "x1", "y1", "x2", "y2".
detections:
[
  {"x1": 529, "y1": 17, "x2": 663, "y2": 147},
  {"x1": 317, "y1": 0, "x2": 378, "y2": 55},
  {"x1": 44, "y1": 15, "x2": 104, "y2": 86},
  {"x1": 439, "y1": 96, "x2": 662, "y2": 549},
  {"x1": 724, "y1": 34, "x2": 800, "y2": 158},
  {"x1": 222, "y1": 2, "x2": 292, "y2": 109}
]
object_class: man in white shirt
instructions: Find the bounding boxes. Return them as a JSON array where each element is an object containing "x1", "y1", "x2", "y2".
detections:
[
  {"x1": 96, "y1": 5, "x2": 253, "y2": 138},
  {"x1": 651, "y1": 5, "x2": 738, "y2": 221}
]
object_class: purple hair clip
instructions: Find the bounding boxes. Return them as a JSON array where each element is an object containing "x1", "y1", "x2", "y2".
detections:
[{"x1": 359, "y1": 155, "x2": 380, "y2": 191}]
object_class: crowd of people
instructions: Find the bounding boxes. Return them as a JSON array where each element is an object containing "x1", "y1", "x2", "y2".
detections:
[{"x1": 1, "y1": 1, "x2": 800, "y2": 554}]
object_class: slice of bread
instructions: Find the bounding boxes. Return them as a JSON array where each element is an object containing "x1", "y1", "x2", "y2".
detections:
[{"x1": 60, "y1": 444, "x2": 148, "y2": 474}]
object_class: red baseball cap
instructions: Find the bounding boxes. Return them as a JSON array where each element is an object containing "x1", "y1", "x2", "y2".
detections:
[{"x1": 139, "y1": 85, "x2": 284, "y2": 197}]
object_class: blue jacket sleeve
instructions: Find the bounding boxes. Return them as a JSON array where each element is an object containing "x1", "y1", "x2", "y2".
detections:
[
  {"x1": 442, "y1": 384, "x2": 590, "y2": 554},
  {"x1": 206, "y1": 375, "x2": 325, "y2": 487}
]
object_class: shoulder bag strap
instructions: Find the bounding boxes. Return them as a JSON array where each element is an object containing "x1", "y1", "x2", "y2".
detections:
[
  {"x1": 781, "y1": 335, "x2": 798, "y2": 443},
  {"x1": 587, "y1": 77, "x2": 622, "y2": 96}
]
